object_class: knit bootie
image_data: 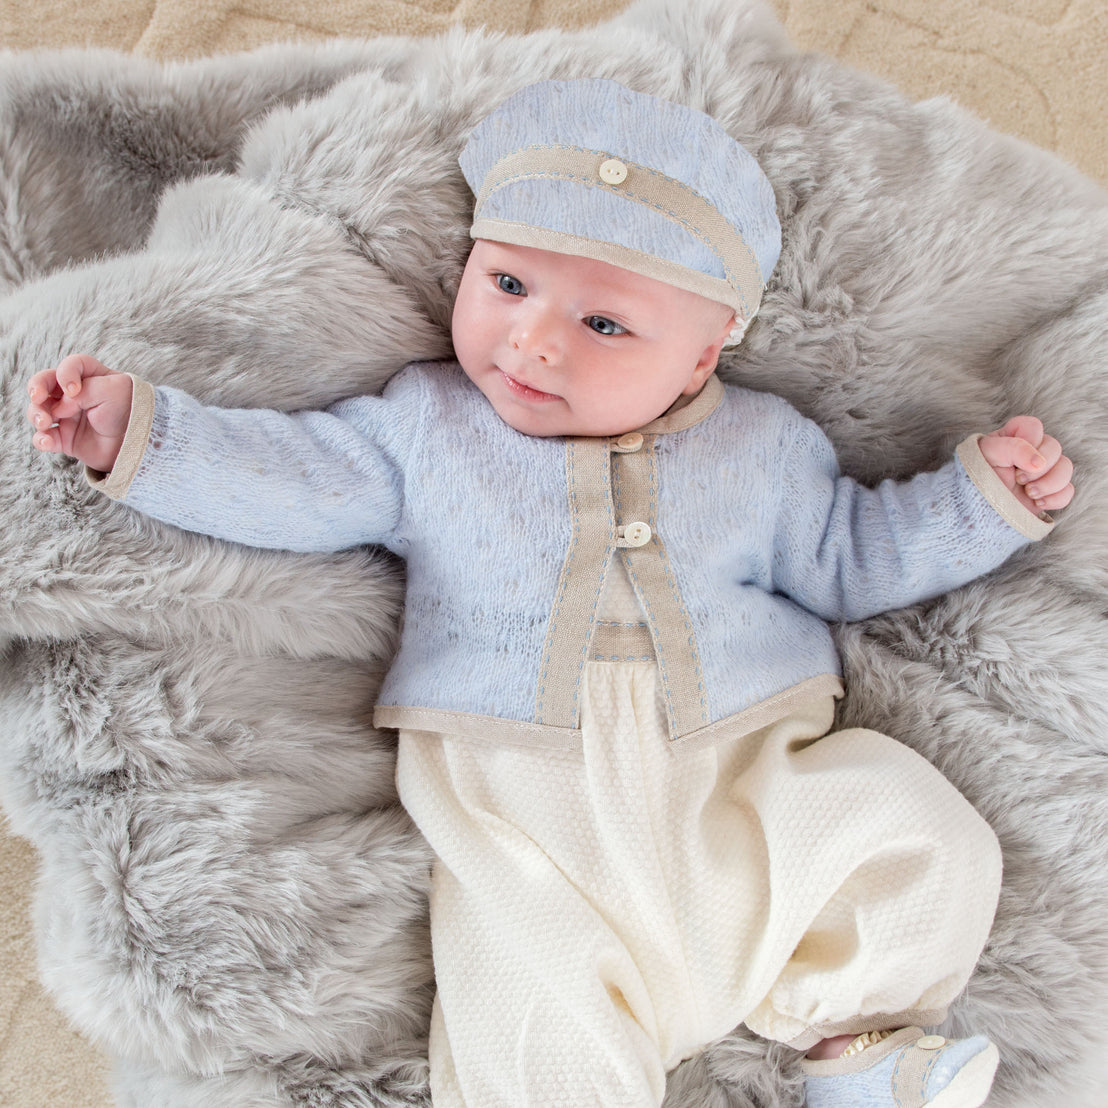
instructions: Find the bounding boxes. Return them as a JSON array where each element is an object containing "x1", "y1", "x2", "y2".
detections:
[{"x1": 800, "y1": 1026, "x2": 999, "y2": 1108}]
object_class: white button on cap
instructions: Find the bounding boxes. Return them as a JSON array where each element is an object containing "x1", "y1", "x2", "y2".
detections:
[
  {"x1": 623, "y1": 522, "x2": 652, "y2": 547},
  {"x1": 615, "y1": 432, "x2": 644, "y2": 452},
  {"x1": 599, "y1": 158, "x2": 629, "y2": 185},
  {"x1": 916, "y1": 1035, "x2": 946, "y2": 1050}
]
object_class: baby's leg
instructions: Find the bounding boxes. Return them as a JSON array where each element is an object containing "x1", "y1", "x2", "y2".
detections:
[
  {"x1": 395, "y1": 728, "x2": 668, "y2": 1108},
  {"x1": 735, "y1": 713, "x2": 1003, "y2": 1050},
  {"x1": 422, "y1": 855, "x2": 666, "y2": 1108}
]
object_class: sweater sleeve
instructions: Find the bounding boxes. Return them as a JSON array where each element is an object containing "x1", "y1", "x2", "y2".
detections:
[
  {"x1": 87, "y1": 366, "x2": 428, "y2": 554},
  {"x1": 768, "y1": 413, "x2": 1053, "y2": 623}
]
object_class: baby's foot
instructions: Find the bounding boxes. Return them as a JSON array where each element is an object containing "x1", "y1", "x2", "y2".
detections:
[{"x1": 800, "y1": 1027, "x2": 998, "y2": 1107}]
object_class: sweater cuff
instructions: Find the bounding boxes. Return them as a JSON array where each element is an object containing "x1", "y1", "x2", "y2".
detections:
[
  {"x1": 956, "y1": 432, "x2": 1054, "y2": 541},
  {"x1": 85, "y1": 375, "x2": 156, "y2": 500}
]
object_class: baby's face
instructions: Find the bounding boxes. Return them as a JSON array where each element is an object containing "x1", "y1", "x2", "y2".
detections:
[{"x1": 451, "y1": 241, "x2": 734, "y2": 438}]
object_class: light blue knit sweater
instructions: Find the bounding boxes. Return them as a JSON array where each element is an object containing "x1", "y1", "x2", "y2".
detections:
[{"x1": 113, "y1": 362, "x2": 1042, "y2": 747}]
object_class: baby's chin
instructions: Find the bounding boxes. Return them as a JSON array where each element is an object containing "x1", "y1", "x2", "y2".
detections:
[
  {"x1": 492, "y1": 404, "x2": 646, "y2": 439},
  {"x1": 467, "y1": 367, "x2": 661, "y2": 438}
]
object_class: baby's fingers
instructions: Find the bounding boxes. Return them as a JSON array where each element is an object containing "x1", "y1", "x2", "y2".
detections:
[
  {"x1": 30, "y1": 423, "x2": 67, "y2": 454},
  {"x1": 54, "y1": 353, "x2": 114, "y2": 398},
  {"x1": 26, "y1": 381, "x2": 84, "y2": 430},
  {"x1": 26, "y1": 398, "x2": 56, "y2": 434},
  {"x1": 32, "y1": 428, "x2": 57, "y2": 453},
  {"x1": 27, "y1": 354, "x2": 114, "y2": 405},
  {"x1": 26, "y1": 366, "x2": 62, "y2": 406},
  {"x1": 1031, "y1": 487, "x2": 1075, "y2": 512},
  {"x1": 994, "y1": 414, "x2": 1045, "y2": 450},
  {"x1": 1021, "y1": 452, "x2": 1075, "y2": 510},
  {"x1": 978, "y1": 431, "x2": 1047, "y2": 475}
]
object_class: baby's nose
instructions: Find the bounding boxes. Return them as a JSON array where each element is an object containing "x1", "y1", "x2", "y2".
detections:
[{"x1": 511, "y1": 309, "x2": 562, "y2": 363}]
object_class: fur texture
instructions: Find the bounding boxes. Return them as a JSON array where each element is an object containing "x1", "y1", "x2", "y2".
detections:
[{"x1": 1, "y1": 1, "x2": 1106, "y2": 1104}]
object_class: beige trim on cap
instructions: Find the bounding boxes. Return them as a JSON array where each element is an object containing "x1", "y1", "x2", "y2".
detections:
[
  {"x1": 85, "y1": 374, "x2": 155, "y2": 500},
  {"x1": 471, "y1": 219, "x2": 743, "y2": 313},
  {"x1": 470, "y1": 144, "x2": 766, "y2": 317}
]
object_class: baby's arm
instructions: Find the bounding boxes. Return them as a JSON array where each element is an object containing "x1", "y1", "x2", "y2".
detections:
[
  {"x1": 26, "y1": 354, "x2": 133, "y2": 475},
  {"x1": 26, "y1": 351, "x2": 426, "y2": 555},
  {"x1": 766, "y1": 403, "x2": 1072, "y2": 624},
  {"x1": 977, "y1": 415, "x2": 1075, "y2": 515}
]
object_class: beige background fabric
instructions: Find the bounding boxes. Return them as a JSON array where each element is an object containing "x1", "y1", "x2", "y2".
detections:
[
  {"x1": 0, "y1": 1, "x2": 1104, "y2": 1105},
  {"x1": 0, "y1": 0, "x2": 1105, "y2": 185}
]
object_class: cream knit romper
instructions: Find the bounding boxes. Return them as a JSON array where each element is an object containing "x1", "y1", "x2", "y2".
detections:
[{"x1": 395, "y1": 562, "x2": 1002, "y2": 1108}]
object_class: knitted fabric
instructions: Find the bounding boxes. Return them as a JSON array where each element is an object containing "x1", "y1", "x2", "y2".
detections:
[
  {"x1": 118, "y1": 362, "x2": 1038, "y2": 743},
  {"x1": 459, "y1": 79, "x2": 781, "y2": 316},
  {"x1": 395, "y1": 592, "x2": 1002, "y2": 1106},
  {"x1": 803, "y1": 1032, "x2": 998, "y2": 1107}
]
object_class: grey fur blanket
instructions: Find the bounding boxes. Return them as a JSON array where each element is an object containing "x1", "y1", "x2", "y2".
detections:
[{"x1": 2, "y1": 1, "x2": 1107, "y2": 1105}]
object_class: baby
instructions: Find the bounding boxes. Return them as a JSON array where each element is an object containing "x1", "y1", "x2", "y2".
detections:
[{"x1": 26, "y1": 80, "x2": 1074, "y2": 1108}]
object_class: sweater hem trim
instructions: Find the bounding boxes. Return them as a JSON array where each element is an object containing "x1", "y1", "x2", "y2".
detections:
[
  {"x1": 668, "y1": 674, "x2": 845, "y2": 754},
  {"x1": 375, "y1": 673, "x2": 845, "y2": 752},
  {"x1": 375, "y1": 705, "x2": 584, "y2": 750}
]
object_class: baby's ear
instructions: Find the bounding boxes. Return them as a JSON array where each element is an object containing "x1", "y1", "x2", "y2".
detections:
[
  {"x1": 682, "y1": 302, "x2": 738, "y2": 392},
  {"x1": 684, "y1": 342, "x2": 724, "y2": 394}
]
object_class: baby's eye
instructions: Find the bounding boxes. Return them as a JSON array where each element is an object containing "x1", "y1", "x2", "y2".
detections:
[
  {"x1": 496, "y1": 273, "x2": 526, "y2": 296},
  {"x1": 585, "y1": 316, "x2": 627, "y2": 336}
]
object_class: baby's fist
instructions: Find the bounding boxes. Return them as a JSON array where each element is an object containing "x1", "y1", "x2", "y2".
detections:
[
  {"x1": 978, "y1": 415, "x2": 1074, "y2": 515},
  {"x1": 26, "y1": 354, "x2": 133, "y2": 474}
]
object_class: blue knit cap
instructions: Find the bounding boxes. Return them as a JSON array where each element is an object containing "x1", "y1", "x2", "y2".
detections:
[{"x1": 459, "y1": 79, "x2": 781, "y2": 332}]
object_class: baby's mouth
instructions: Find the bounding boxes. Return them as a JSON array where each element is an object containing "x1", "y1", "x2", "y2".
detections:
[{"x1": 498, "y1": 369, "x2": 560, "y2": 402}]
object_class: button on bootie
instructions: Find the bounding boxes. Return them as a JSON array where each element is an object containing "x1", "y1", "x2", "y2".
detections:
[{"x1": 801, "y1": 1026, "x2": 999, "y2": 1108}]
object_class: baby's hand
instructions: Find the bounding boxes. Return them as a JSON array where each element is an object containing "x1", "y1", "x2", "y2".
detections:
[
  {"x1": 978, "y1": 415, "x2": 1075, "y2": 515},
  {"x1": 26, "y1": 354, "x2": 133, "y2": 474}
]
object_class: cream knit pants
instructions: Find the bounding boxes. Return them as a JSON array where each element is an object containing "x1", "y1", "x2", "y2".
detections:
[{"x1": 396, "y1": 664, "x2": 1002, "y2": 1108}]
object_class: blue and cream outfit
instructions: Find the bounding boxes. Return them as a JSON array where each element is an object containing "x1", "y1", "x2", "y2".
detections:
[
  {"x1": 100, "y1": 361, "x2": 1045, "y2": 749},
  {"x1": 93, "y1": 359, "x2": 1044, "y2": 1107},
  {"x1": 88, "y1": 77, "x2": 1038, "y2": 1108}
]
